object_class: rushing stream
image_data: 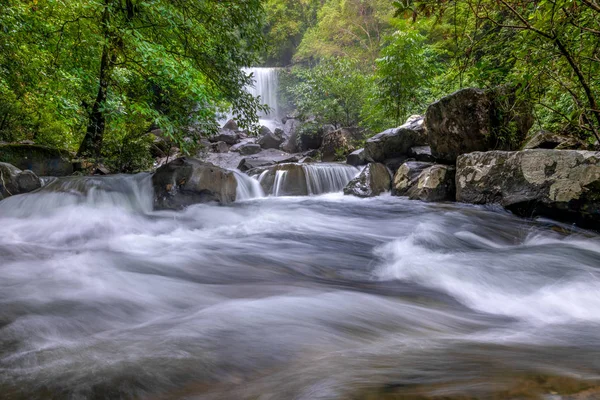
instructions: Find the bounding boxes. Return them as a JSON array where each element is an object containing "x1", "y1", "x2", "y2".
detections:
[{"x1": 1, "y1": 173, "x2": 600, "y2": 399}]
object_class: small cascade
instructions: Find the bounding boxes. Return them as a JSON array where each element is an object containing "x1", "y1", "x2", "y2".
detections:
[
  {"x1": 248, "y1": 163, "x2": 359, "y2": 197},
  {"x1": 232, "y1": 170, "x2": 265, "y2": 200},
  {"x1": 0, "y1": 173, "x2": 154, "y2": 216},
  {"x1": 303, "y1": 163, "x2": 360, "y2": 195},
  {"x1": 273, "y1": 170, "x2": 288, "y2": 196}
]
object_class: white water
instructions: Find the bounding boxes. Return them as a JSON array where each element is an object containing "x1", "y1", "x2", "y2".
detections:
[
  {"x1": 303, "y1": 163, "x2": 359, "y2": 195},
  {"x1": 1, "y1": 176, "x2": 600, "y2": 399},
  {"x1": 232, "y1": 169, "x2": 265, "y2": 200}
]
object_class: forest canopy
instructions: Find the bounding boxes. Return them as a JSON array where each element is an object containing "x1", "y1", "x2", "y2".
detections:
[{"x1": 1, "y1": 0, "x2": 598, "y2": 172}]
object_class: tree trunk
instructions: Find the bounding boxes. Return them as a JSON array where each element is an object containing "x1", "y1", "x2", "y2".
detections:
[{"x1": 77, "y1": 1, "x2": 112, "y2": 159}]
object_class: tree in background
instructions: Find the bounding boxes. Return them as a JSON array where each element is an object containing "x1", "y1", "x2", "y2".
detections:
[
  {"x1": 0, "y1": 0, "x2": 266, "y2": 167},
  {"x1": 395, "y1": 0, "x2": 600, "y2": 144}
]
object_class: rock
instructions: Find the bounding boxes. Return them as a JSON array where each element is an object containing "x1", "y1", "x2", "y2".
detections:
[
  {"x1": 409, "y1": 146, "x2": 435, "y2": 162},
  {"x1": 392, "y1": 161, "x2": 435, "y2": 196},
  {"x1": 347, "y1": 148, "x2": 367, "y2": 166},
  {"x1": 296, "y1": 122, "x2": 334, "y2": 151},
  {"x1": 299, "y1": 156, "x2": 315, "y2": 163},
  {"x1": 209, "y1": 130, "x2": 239, "y2": 145},
  {"x1": 258, "y1": 128, "x2": 284, "y2": 150},
  {"x1": 523, "y1": 130, "x2": 587, "y2": 150},
  {"x1": 280, "y1": 119, "x2": 301, "y2": 153},
  {"x1": 237, "y1": 150, "x2": 300, "y2": 172},
  {"x1": 426, "y1": 87, "x2": 533, "y2": 162},
  {"x1": 0, "y1": 162, "x2": 42, "y2": 199},
  {"x1": 456, "y1": 150, "x2": 600, "y2": 226},
  {"x1": 93, "y1": 163, "x2": 111, "y2": 175},
  {"x1": 0, "y1": 144, "x2": 73, "y2": 176},
  {"x1": 407, "y1": 165, "x2": 456, "y2": 202},
  {"x1": 321, "y1": 128, "x2": 361, "y2": 162},
  {"x1": 343, "y1": 163, "x2": 391, "y2": 198},
  {"x1": 222, "y1": 119, "x2": 239, "y2": 131},
  {"x1": 152, "y1": 157, "x2": 237, "y2": 209},
  {"x1": 383, "y1": 157, "x2": 410, "y2": 174},
  {"x1": 237, "y1": 143, "x2": 262, "y2": 156},
  {"x1": 259, "y1": 125, "x2": 273, "y2": 137},
  {"x1": 248, "y1": 163, "x2": 308, "y2": 196},
  {"x1": 210, "y1": 141, "x2": 229, "y2": 153},
  {"x1": 364, "y1": 115, "x2": 428, "y2": 163}
]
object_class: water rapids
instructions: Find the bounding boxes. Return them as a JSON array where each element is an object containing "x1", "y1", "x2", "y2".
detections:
[{"x1": 0, "y1": 173, "x2": 600, "y2": 399}]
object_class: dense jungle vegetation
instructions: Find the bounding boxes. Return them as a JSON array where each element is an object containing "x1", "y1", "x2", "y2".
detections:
[{"x1": 1, "y1": 0, "x2": 599, "y2": 171}]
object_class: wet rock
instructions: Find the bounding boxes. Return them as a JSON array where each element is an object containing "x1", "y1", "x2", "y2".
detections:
[
  {"x1": 408, "y1": 165, "x2": 456, "y2": 202},
  {"x1": 222, "y1": 119, "x2": 239, "y2": 131},
  {"x1": 343, "y1": 163, "x2": 391, "y2": 198},
  {"x1": 392, "y1": 161, "x2": 435, "y2": 196},
  {"x1": 0, "y1": 162, "x2": 42, "y2": 199},
  {"x1": 383, "y1": 157, "x2": 410, "y2": 174},
  {"x1": 259, "y1": 125, "x2": 273, "y2": 137},
  {"x1": 210, "y1": 141, "x2": 229, "y2": 153},
  {"x1": 153, "y1": 157, "x2": 237, "y2": 209},
  {"x1": 347, "y1": 148, "x2": 367, "y2": 166},
  {"x1": 523, "y1": 130, "x2": 587, "y2": 150},
  {"x1": 237, "y1": 143, "x2": 262, "y2": 156},
  {"x1": 210, "y1": 130, "x2": 239, "y2": 145},
  {"x1": 280, "y1": 119, "x2": 301, "y2": 153},
  {"x1": 0, "y1": 144, "x2": 73, "y2": 176},
  {"x1": 364, "y1": 116, "x2": 428, "y2": 163},
  {"x1": 409, "y1": 146, "x2": 435, "y2": 162},
  {"x1": 237, "y1": 150, "x2": 300, "y2": 172},
  {"x1": 426, "y1": 87, "x2": 533, "y2": 162},
  {"x1": 248, "y1": 163, "x2": 308, "y2": 196},
  {"x1": 258, "y1": 128, "x2": 284, "y2": 150},
  {"x1": 456, "y1": 149, "x2": 600, "y2": 227}
]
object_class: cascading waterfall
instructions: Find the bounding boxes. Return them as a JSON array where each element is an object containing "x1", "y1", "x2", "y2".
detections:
[
  {"x1": 273, "y1": 170, "x2": 288, "y2": 197},
  {"x1": 244, "y1": 67, "x2": 280, "y2": 120},
  {"x1": 303, "y1": 163, "x2": 360, "y2": 195},
  {"x1": 0, "y1": 173, "x2": 154, "y2": 216},
  {"x1": 232, "y1": 170, "x2": 265, "y2": 200}
]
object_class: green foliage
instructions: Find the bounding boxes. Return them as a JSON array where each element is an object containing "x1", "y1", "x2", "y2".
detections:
[
  {"x1": 285, "y1": 58, "x2": 370, "y2": 128},
  {"x1": 0, "y1": 0, "x2": 267, "y2": 169}
]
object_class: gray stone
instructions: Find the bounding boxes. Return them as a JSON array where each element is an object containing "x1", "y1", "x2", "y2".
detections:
[
  {"x1": 0, "y1": 162, "x2": 42, "y2": 199},
  {"x1": 0, "y1": 144, "x2": 73, "y2": 176},
  {"x1": 280, "y1": 119, "x2": 301, "y2": 153},
  {"x1": 426, "y1": 87, "x2": 533, "y2": 162},
  {"x1": 210, "y1": 130, "x2": 239, "y2": 145},
  {"x1": 258, "y1": 128, "x2": 284, "y2": 150},
  {"x1": 223, "y1": 119, "x2": 239, "y2": 131},
  {"x1": 456, "y1": 149, "x2": 600, "y2": 226},
  {"x1": 364, "y1": 116, "x2": 428, "y2": 163},
  {"x1": 210, "y1": 141, "x2": 229, "y2": 153},
  {"x1": 347, "y1": 148, "x2": 367, "y2": 166},
  {"x1": 321, "y1": 128, "x2": 364, "y2": 162},
  {"x1": 392, "y1": 161, "x2": 435, "y2": 196},
  {"x1": 409, "y1": 146, "x2": 435, "y2": 162},
  {"x1": 237, "y1": 143, "x2": 262, "y2": 155},
  {"x1": 237, "y1": 150, "x2": 300, "y2": 172},
  {"x1": 523, "y1": 130, "x2": 587, "y2": 150},
  {"x1": 407, "y1": 165, "x2": 456, "y2": 202},
  {"x1": 343, "y1": 163, "x2": 391, "y2": 198},
  {"x1": 152, "y1": 157, "x2": 237, "y2": 209}
]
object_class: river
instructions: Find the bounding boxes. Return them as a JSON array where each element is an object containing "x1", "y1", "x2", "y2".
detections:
[{"x1": 0, "y1": 173, "x2": 599, "y2": 399}]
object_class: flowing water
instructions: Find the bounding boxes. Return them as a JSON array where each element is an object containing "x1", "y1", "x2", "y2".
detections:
[
  {"x1": 243, "y1": 67, "x2": 282, "y2": 132},
  {"x1": 1, "y1": 173, "x2": 600, "y2": 400}
]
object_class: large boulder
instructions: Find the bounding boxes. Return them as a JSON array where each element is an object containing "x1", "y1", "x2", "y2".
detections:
[
  {"x1": 408, "y1": 146, "x2": 435, "y2": 162},
  {"x1": 426, "y1": 87, "x2": 534, "y2": 163},
  {"x1": 343, "y1": 163, "x2": 391, "y2": 198},
  {"x1": 222, "y1": 119, "x2": 239, "y2": 131},
  {"x1": 280, "y1": 119, "x2": 301, "y2": 153},
  {"x1": 248, "y1": 163, "x2": 308, "y2": 196},
  {"x1": 346, "y1": 148, "x2": 368, "y2": 167},
  {"x1": 0, "y1": 144, "x2": 73, "y2": 176},
  {"x1": 236, "y1": 143, "x2": 262, "y2": 156},
  {"x1": 392, "y1": 161, "x2": 435, "y2": 196},
  {"x1": 523, "y1": 130, "x2": 587, "y2": 150},
  {"x1": 456, "y1": 150, "x2": 600, "y2": 226},
  {"x1": 209, "y1": 130, "x2": 240, "y2": 145},
  {"x1": 407, "y1": 165, "x2": 456, "y2": 202},
  {"x1": 0, "y1": 162, "x2": 42, "y2": 200},
  {"x1": 152, "y1": 157, "x2": 237, "y2": 209},
  {"x1": 237, "y1": 150, "x2": 300, "y2": 172},
  {"x1": 258, "y1": 128, "x2": 284, "y2": 150},
  {"x1": 209, "y1": 141, "x2": 229, "y2": 153},
  {"x1": 364, "y1": 116, "x2": 428, "y2": 163}
]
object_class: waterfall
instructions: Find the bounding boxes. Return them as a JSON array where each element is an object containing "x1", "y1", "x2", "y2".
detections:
[
  {"x1": 249, "y1": 163, "x2": 359, "y2": 197},
  {"x1": 232, "y1": 170, "x2": 265, "y2": 200},
  {"x1": 0, "y1": 173, "x2": 154, "y2": 216},
  {"x1": 303, "y1": 163, "x2": 360, "y2": 195},
  {"x1": 244, "y1": 68, "x2": 280, "y2": 120}
]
